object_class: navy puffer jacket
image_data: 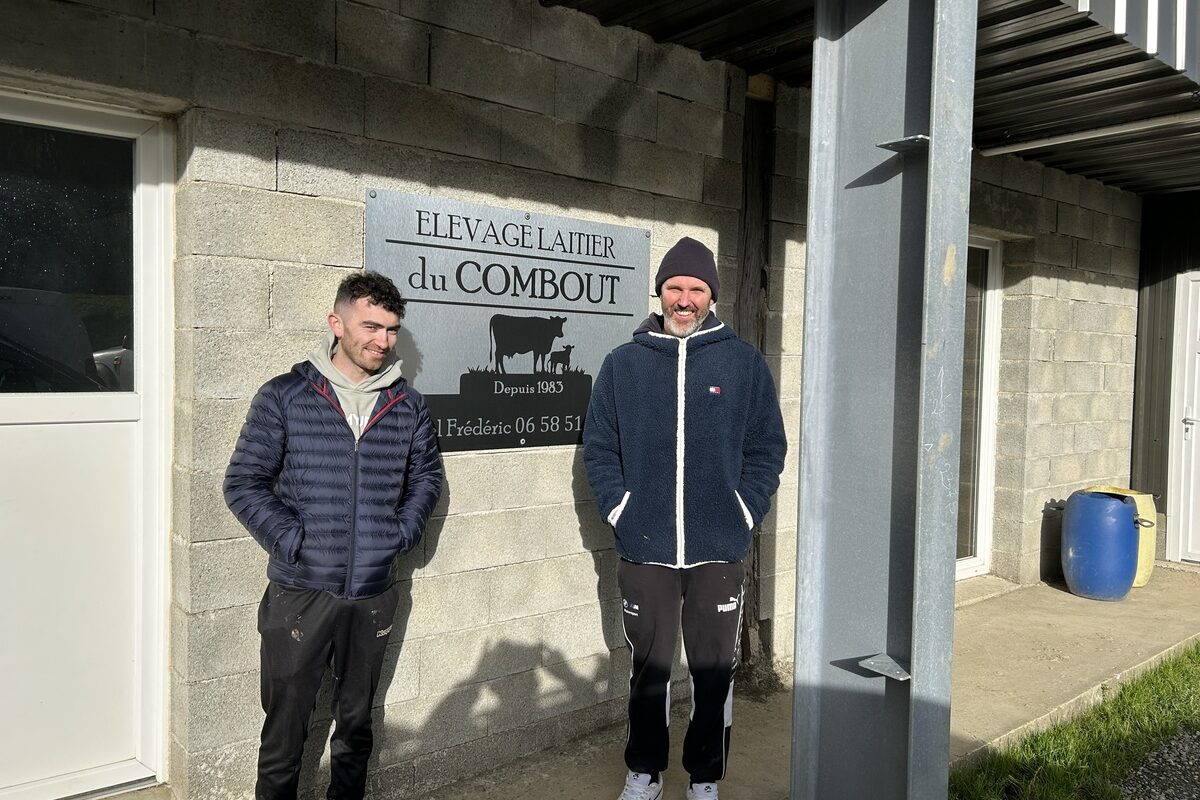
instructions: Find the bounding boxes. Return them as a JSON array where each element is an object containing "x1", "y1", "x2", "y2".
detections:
[{"x1": 224, "y1": 361, "x2": 443, "y2": 599}]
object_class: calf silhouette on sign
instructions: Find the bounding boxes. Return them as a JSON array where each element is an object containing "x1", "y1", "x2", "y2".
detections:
[
  {"x1": 549, "y1": 344, "x2": 574, "y2": 374},
  {"x1": 489, "y1": 314, "x2": 566, "y2": 374}
]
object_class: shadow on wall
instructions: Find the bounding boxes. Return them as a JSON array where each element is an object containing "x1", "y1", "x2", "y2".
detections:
[{"x1": 1041, "y1": 499, "x2": 1065, "y2": 583}]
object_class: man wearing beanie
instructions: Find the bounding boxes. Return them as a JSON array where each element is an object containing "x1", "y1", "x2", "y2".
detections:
[{"x1": 583, "y1": 237, "x2": 787, "y2": 800}]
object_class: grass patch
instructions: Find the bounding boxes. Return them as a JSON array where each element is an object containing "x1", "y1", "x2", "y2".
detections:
[{"x1": 949, "y1": 642, "x2": 1200, "y2": 800}]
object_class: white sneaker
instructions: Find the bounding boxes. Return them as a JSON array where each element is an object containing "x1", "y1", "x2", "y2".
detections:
[
  {"x1": 617, "y1": 771, "x2": 663, "y2": 800},
  {"x1": 686, "y1": 783, "x2": 719, "y2": 800}
]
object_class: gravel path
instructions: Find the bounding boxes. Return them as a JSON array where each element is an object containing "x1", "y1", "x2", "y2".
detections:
[{"x1": 1121, "y1": 728, "x2": 1200, "y2": 799}]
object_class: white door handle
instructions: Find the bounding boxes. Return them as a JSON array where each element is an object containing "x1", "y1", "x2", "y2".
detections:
[{"x1": 1185, "y1": 417, "x2": 1199, "y2": 425}]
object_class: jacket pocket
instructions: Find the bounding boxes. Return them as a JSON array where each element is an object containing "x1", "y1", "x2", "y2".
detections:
[
  {"x1": 607, "y1": 490, "x2": 632, "y2": 527},
  {"x1": 733, "y1": 489, "x2": 754, "y2": 531}
]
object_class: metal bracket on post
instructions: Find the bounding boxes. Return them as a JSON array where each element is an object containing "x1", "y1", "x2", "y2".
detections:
[
  {"x1": 876, "y1": 134, "x2": 931, "y2": 154},
  {"x1": 859, "y1": 654, "x2": 912, "y2": 681}
]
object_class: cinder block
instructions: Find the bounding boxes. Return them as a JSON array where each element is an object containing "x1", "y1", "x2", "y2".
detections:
[
  {"x1": 499, "y1": 109, "x2": 615, "y2": 184},
  {"x1": 769, "y1": 222, "x2": 807, "y2": 270},
  {"x1": 419, "y1": 506, "x2": 546, "y2": 578},
  {"x1": 270, "y1": 262, "x2": 351, "y2": 332},
  {"x1": 1056, "y1": 203, "x2": 1093, "y2": 239},
  {"x1": 1088, "y1": 333, "x2": 1126, "y2": 363},
  {"x1": 176, "y1": 256, "x2": 270, "y2": 330},
  {"x1": 175, "y1": 602, "x2": 259, "y2": 682},
  {"x1": 969, "y1": 182, "x2": 1039, "y2": 237},
  {"x1": 656, "y1": 95, "x2": 741, "y2": 161},
  {"x1": 638, "y1": 42, "x2": 726, "y2": 109},
  {"x1": 770, "y1": 176, "x2": 807, "y2": 225},
  {"x1": 1031, "y1": 296, "x2": 1072, "y2": 329},
  {"x1": 180, "y1": 536, "x2": 267, "y2": 613},
  {"x1": 761, "y1": 311, "x2": 804, "y2": 357},
  {"x1": 1113, "y1": 191, "x2": 1141, "y2": 220},
  {"x1": 1053, "y1": 393, "x2": 1091, "y2": 424},
  {"x1": 401, "y1": 0, "x2": 531, "y2": 49},
  {"x1": 178, "y1": 110, "x2": 276, "y2": 190},
  {"x1": 757, "y1": 527, "x2": 798, "y2": 577},
  {"x1": 767, "y1": 266, "x2": 806, "y2": 315},
  {"x1": 376, "y1": 638, "x2": 421, "y2": 705},
  {"x1": 1111, "y1": 247, "x2": 1139, "y2": 279},
  {"x1": 774, "y1": 85, "x2": 811, "y2": 133},
  {"x1": 487, "y1": 554, "x2": 599, "y2": 623},
  {"x1": 409, "y1": 720, "x2": 546, "y2": 795},
  {"x1": 0, "y1": 0, "x2": 195, "y2": 103},
  {"x1": 179, "y1": 671, "x2": 263, "y2": 753},
  {"x1": 543, "y1": 500, "x2": 612, "y2": 557},
  {"x1": 541, "y1": 600, "x2": 623, "y2": 664},
  {"x1": 1042, "y1": 168, "x2": 1081, "y2": 204},
  {"x1": 649, "y1": 198, "x2": 739, "y2": 260},
  {"x1": 402, "y1": 570, "x2": 492, "y2": 640},
  {"x1": 1053, "y1": 331, "x2": 1089, "y2": 362},
  {"x1": 970, "y1": 152, "x2": 1004, "y2": 186},
  {"x1": 1089, "y1": 392, "x2": 1133, "y2": 422},
  {"x1": 555, "y1": 62, "x2": 658, "y2": 141},
  {"x1": 1105, "y1": 362, "x2": 1135, "y2": 392},
  {"x1": 1005, "y1": 233, "x2": 1073, "y2": 268},
  {"x1": 176, "y1": 467, "x2": 249, "y2": 542},
  {"x1": 175, "y1": 737, "x2": 258, "y2": 799},
  {"x1": 337, "y1": 2, "x2": 427, "y2": 82},
  {"x1": 774, "y1": 128, "x2": 809, "y2": 181},
  {"x1": 431, "y1": 28, "x2": 554, "y2": 115},
  {"x1": 1000, "y1": 156, "x2": 1043, "y2": 195},
  {"x1": 176, "y1": 182, "x2": 364, "y2": 267},
  {"x1": 419, "y1": 617, "x2": 542, "y2": 696},
  {"x1": 758, "y1": 570, "x2": 796, "y2": 621},
  {"x1": 366, "y1": 77, "x2": 502, "y2": 161},
  {"x1": 183, "y1": 398, "x2": 252, "y2": 474},
  {"x1": 1025, "y1": 423, "x2": 1073, "y2": 458},
  {"x1": 1075, "y1": 240, "x2": 1113, "y2": 274},
  {"x1": 530, "y1": 3, "x2": 637, "y2": 80},
  {"x1": 1003, "y1": 263, "x2": 1059, "y2": 297},
  {"x1": 702, "y1": 156, "x2": 743, "y2": 209},
  {"x1": 766, "y1": 355, "x2": 803, "y2": 402},
  {"x1": 181, "y1": 328, "x2": 322, "y2": 400},
  {"x1": 277, "y1": 128, "x2": 434, "y2": 202},
  {"x1": 1078, "y1": 178, "x2": 1114, "y2": 213},
  {"x1": 762, "y1": 481, "x2": 798, "y2": 530},
  {"x1": 194, "y1": 39, "x2": 362, "y2": 134},
  {"x1": 610, "y1": 136, "x2": 703, "y2": 201},
  {"x1": 437, "y1": 448, "x2": 578, "y2": 517},
  {"x1": 487, "y1": 653, "x2": 610, "y2": 734},
  {"x1": 376, "y1": 685, "x2": 489, "y2": 764},
  {"x1": 1097, "y1": 213, "x2": 1125, "y2": 247},
  {"x1": 158, "y1": 0, "x2": 335, "y2": 61}
]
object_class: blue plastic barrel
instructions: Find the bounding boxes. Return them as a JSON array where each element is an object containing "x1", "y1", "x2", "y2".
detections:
[{"x1": 1061, "y1": 490, "x2": 1139, "y2": 601}]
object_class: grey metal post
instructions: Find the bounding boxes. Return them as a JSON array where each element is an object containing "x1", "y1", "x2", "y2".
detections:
[{"x1": 791, "y1": 0, "x2": 978, "y2": 796}]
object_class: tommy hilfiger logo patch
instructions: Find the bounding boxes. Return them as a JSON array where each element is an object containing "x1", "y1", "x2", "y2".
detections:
[
  {"x1": 716, "y1": 597, "x2": 739, "y2": 613},
  {"x1": 708, "y1": 386, "x2": 721, "y2": 395}
]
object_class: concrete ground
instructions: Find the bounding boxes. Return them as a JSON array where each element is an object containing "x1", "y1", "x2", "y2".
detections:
[
  {"x1": 415, "y1": 562, "x2": 1200, "y2": 800},
  {"x1": 106, "y1": 562, "x2": 1200, "y2": 800}
]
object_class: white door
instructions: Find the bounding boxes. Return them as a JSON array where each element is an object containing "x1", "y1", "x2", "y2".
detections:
[
  {"x1": 1169, "y1": 270, "x2": 1200, "y2": 563},
  {"x1": 955, "y1": 240, "x2": 1002, "y2": 579},
  {"x1": 0, "y1": 93, "x2": 171, "y2": 800}
]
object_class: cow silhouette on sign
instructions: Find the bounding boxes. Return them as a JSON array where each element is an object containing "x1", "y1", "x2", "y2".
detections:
[
  {"x1": 548, "y1": 344, "x2": 574, "y2": 374},
  {"x1": 489, "y1": 314, "x2": 567, "y2": 374}
]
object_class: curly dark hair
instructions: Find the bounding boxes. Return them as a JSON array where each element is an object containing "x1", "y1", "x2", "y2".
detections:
[{"x1": 335, "y1": 271, "x2": 407, "y2": 319}]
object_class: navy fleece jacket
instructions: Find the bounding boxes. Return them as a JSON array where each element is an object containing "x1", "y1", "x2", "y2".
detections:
[{"x1": 583, "y1": 314, "x2": 787, "y2": 567}]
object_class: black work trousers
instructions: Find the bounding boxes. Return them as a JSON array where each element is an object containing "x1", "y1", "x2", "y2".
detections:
[
  {"x1": 618, "y1": 559, "x2": 746, "y2": 784},
  {"x1": 255, "y1": 581, "x2": 400, "y2": 800}
]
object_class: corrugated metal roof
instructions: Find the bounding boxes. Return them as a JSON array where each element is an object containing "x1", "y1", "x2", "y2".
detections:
[{"x1": 545, "y1": 0, "x2": 1200, "y2": 194}]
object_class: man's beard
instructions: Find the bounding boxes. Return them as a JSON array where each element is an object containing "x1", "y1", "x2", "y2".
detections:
[{"x1": 663, "y1": 306, "x2": 709, "y2": 337}]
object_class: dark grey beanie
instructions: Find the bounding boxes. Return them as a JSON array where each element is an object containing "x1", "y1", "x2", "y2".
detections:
[{"x1": 654, "y1": 237, "x2": 718, "y2": 301}]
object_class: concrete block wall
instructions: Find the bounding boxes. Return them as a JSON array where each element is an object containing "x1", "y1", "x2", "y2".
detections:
[
  {"x1": 0, "y1": 1, "x2": 810, "y2": 797},
  {"x1": 755, "y1": 86, "x2": 810, "y2": 667},
  {"x1": 971, "y1": 152, "x2": 1141, "y2": 585}
]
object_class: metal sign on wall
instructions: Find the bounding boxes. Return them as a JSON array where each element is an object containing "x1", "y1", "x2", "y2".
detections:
[{"x1": 366, "y1": 190, "x2": 650, "y2": 452}]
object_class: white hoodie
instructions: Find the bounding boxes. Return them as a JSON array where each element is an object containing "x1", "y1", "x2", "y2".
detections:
[{"x1": 307, "y1": 332, "x2": 404, "y2": 440}]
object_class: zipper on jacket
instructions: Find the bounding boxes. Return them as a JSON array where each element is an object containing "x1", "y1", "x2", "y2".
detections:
[
  {"x1": 344, "y1": 438, "x2": 361, "y2": 596},
  {"x1": 675, "y1": 336, "x2": 687, "y2": 567}
]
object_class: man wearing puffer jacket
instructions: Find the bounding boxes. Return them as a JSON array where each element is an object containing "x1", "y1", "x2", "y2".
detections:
[
  {"x1": 224, "y1": 272, "x2": 442, "y2": 800},
  {"x1": 584, "y1": 237, "x2": 787, "y2": 800}
]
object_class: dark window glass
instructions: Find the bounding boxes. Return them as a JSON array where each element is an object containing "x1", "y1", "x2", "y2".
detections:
[
  {"x1": 0, "y1": 120, "x2": 134, "y2": 392},
  {"x1": 957, "y1": 247, "x2": 988, "y2": 559}
]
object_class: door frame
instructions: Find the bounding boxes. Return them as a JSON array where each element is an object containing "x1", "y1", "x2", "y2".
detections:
[
  {"x1": 0, "y1": 89, "x2": 174, "y2": 792},
  {"x1": 1167, "y1": 269, "x2": 1200, "y2": 563},
  {"x1": 956, "y1": 237, "x2": 1003, "y2": 580}
]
